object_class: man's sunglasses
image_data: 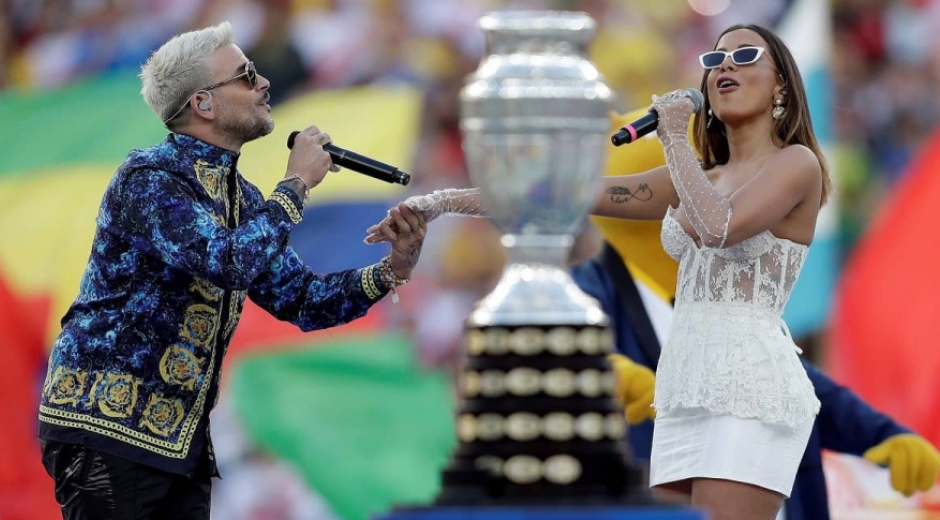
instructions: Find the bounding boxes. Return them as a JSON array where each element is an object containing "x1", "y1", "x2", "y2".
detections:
[
  {"x1": 699, "y1": 47, "x2": 765, "y2": 69},
  {"x1": 163, "y1": 61, "x2": 258, "y2": 124},
  {"x1": 202, "y1": 61, "x2": 258, "y2": 92}
]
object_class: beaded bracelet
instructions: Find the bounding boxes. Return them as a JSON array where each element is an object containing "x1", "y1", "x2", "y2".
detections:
[{"x1": 378, "y1": 256, "x2": 409, "y2": 303}]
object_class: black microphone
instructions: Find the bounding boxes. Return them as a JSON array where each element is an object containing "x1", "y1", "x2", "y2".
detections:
[
  {"x1": 287, "y1": 131, "x2": 411, "y2": 186},
  {"x1": 610, "y1": 88, "x2": 705, "y2": 146}
]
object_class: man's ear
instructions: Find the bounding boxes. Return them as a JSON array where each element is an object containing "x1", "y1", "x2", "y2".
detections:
[{"x1": 192, "y1": 91, "x2": 213, "y2": 118}]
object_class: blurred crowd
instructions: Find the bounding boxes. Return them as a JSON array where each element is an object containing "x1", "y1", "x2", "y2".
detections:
[
  {"x1": 831, "y1": 0, "x2": 940, "y2": 245},
  {"x1": 5, "y1": 0, "x2": 940, "y2": 242},
  {"x1": 4, "y1": 0, "x2": 940, "y2": 518}
]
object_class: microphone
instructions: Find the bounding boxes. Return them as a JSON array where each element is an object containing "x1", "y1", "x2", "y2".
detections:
[
  {"x1": 610, "y1": 88, "x2": 705, "y2": 147},
  {"x1": 287, "y1": 131, "x2": 411, "y2": 186}
]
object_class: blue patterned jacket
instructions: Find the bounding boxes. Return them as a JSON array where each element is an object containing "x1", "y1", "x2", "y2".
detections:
[{"x1": 39, "y1": 133, "x2": 388, "y2": 476}]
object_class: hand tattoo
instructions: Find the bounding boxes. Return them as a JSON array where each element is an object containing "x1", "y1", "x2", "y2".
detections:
[
  {"x1": 606, "y1": 183, "x2": 653, "y2": 204},
  {"x1": 407, "y1": 242, "x2": 421, "y2": 268}
]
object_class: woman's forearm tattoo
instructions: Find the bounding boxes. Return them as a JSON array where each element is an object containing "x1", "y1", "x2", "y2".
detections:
[{"x1": 605, "y1": 183, "x2": 653, "y2": 204}]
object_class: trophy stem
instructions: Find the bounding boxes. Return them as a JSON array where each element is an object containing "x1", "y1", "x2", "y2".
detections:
[
  {"x1": 501, "y1": 234, "x2": 573, "y2": 266},
  {"x1": 468, "y1": 234, "x2": 606, "y2": 328}
]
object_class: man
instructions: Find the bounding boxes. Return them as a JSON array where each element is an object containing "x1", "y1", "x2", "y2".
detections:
[
  {"x1": 571, "y1": 111, "x2": 939, "y2": 520},
  {"x1": 37, "y1": 22, "x2": 427, "y2": 519}
]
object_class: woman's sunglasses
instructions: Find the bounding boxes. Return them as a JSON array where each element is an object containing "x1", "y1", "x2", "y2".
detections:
[{"x1": 699, "y1": 47, "x2": 765, "y2": 69}]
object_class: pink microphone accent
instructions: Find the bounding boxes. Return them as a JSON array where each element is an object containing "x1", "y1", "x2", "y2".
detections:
[{"x1": 623, "y1": 125, "x2": 638, "y2": 143}]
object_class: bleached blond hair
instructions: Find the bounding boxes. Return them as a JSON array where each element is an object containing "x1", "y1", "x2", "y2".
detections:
[{"x1": 139, "y1": 22, "x2": 235, "y2": 125}]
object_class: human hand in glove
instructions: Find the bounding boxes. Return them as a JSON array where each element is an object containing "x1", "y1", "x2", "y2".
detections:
[
  {"x1": 650, "y1": 90, "x2": 697, "y2": 142},
  {"x1": 607, "y1": 353, "x2": 656, "y2": 425},
  {"x1": 863, "y1": 433, "x2": 940, "y2": 497}
]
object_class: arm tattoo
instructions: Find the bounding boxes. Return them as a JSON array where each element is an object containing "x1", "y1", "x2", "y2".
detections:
[{"x1": 606, "y1": 183, "x2": 653, "y2": 204}]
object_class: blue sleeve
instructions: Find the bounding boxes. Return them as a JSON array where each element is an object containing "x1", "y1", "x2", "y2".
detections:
[
  {"x1": 571, "y1": 262, "x2": 618, "y2": 315},
  {"x1": 571, "y1": 260, "x2": 658, "y2": 368},
  {"x1": 805, "y1": 359, "x2": 910, "y2": 455},
  {"x1": 102, "y1": 167, "x2": 304, "y2": 290},
  {"x1": 247, "y1": 247, "x2": 386, "y2": 332}
]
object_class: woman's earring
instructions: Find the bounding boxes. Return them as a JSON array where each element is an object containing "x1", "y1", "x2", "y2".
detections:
[
  {"x1": 707, "y1": 108, "x2": 715, "y2": 128},
  {"x1": 772, "y1": 99, "x2": 786, "y2": 120}
]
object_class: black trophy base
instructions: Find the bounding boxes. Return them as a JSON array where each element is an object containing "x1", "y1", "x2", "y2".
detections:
[{"x1": 432, "y1": 457, "x2": 655, "y2": 507}]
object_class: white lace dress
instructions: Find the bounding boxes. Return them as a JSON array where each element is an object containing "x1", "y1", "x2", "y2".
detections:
[
  {"x1": 648, "y1": 206, "x2": 820, "y2": 496},
  {"x1": 646, "y1": 129, "x2": 820, "y2": 497}
]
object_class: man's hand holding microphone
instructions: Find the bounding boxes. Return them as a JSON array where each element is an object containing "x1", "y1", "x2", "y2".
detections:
[
  {"x1": 278, "y1": 125, "x2": 425, "y2": 289},
  {"x1": 278, "y1": 125, "x2": 340, "y2": 201}
]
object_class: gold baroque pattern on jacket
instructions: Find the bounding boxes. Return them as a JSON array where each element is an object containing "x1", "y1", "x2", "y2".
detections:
[
  {"x1": 46, "y1": 367, "x2": 88, "y2": 407},
  {"x1": 139, "y1": 394, "x2": 187, "y2": 437},
  {"x1": 159, "y1": 346, "x2": 205, "y2": 391},
  {"x1": 180, "y1": 303, "x2": 220, "y2": 351},
  {"x1": 88, "y1": 372, "x2": 142, "y2": 418},
  {"x1": 190, "y1": 277, "x2": 223, "y2": 302},
  {"x1": 194, "y1": 160, "x2": 227, "y2": 202},
  {"x1": 40, "y1": 341, "x2": 220, "y2": 457}
]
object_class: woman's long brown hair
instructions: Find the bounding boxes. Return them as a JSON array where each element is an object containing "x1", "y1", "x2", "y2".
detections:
[{"x1": 691, "y1": 24, "x2": 831, "y2": 206}]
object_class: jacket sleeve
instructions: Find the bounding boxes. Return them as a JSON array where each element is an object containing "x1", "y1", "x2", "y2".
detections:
[
  {"x1": 101, "y1": 167, "x2": 305, "y2": 290},
  {"x1": 247, "y1": 246, "x2": 388, "y2": 332},
  {"x1": 805, "y1": 359, "x2": 911, "y2": 455}
]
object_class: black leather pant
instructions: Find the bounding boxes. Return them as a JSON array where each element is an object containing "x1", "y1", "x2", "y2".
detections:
[{"x1": 40, "y1": 440, "x2": 211, "y2": 520}]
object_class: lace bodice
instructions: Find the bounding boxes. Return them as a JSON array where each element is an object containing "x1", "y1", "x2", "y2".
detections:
[
  {"x1": 661, "y1": 207, "x2": 808, "y2": 314},
  {"x1": 655, "y1": 207, "x2": 820, "y2": 428}
]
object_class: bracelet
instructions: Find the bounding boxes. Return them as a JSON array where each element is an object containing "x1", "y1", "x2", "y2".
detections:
[
  {"x1": 278, "y1": 174, "x2": 310, "y2": 201},
  {"x1": 378, "y1": 256, "x2": 409, "y2": 303}
]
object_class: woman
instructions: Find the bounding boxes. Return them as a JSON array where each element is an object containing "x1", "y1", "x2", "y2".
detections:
[
  {"x1": 600, "y1": 25, "x2": 827, "y2": 520},
  {"x1": 366, "y1": 24, "x2": 829, "y2": 520}
]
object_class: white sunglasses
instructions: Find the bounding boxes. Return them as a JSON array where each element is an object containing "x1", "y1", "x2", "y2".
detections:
[{"x1": 699, "y1": 46, "x2": 766, "y2": 69}]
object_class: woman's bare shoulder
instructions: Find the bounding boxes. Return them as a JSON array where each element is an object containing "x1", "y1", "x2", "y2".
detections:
[{"x1": 774, "y1": 144, "x2": 822, "y2": 173}]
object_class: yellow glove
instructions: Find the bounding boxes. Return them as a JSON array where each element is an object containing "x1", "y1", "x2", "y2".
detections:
[
  {"x1": 607, "y1": 353, "x2": 656, "y2": 425},
  {"x1": 863, "y1": 433, "x2": 940, "y2": 497}
]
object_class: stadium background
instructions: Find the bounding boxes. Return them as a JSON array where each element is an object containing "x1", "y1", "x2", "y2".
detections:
[{"x1": 2, "y1": 0, "x2": 940, "y2": 518}]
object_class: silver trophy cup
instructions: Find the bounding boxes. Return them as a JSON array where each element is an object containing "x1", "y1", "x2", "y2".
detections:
[
  {"x1": 460, "y1": 10, "x2": 614, "y2": 326},
  {"x1": 435, "y1": 11, "x2": 645, "y2": 505}
]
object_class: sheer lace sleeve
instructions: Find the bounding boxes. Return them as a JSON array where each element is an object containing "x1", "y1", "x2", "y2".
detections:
[
  {"x1": 402, "y1": 188, "x2": 488, "y2": 220},
  {"x1": 651, "y1": 92, "x2": 733, "y2": 248},
  {"x1": 364, "y1": 188, "x2": 488, "y2": 244},
  {"x1": 661, "y1": 135, "x2": 732, "y2": 248}
]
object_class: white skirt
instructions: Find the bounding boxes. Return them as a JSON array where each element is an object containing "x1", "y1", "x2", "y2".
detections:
[{"x1": 649, "y1": 407, "x2": 813, "y2": 497}]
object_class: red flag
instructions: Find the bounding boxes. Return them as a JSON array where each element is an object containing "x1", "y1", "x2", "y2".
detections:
[
  {"x1": 0, "y1": 275, "x2": 60, "y2": 520},
  {"x1": 830, "y1": 126, "x2": 940, "y2": 447}
]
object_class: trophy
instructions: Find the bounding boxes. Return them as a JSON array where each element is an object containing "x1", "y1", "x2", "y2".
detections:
[{"x1": 434, "y1": 10, "x2": 647, "y2": 505}]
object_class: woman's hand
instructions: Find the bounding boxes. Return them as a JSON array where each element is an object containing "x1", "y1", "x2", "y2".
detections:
[{"x1": 650, "y1": 90, "x2": 696, "y2": 141}]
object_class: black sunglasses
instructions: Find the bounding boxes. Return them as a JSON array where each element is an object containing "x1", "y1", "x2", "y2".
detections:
[
  {"x1": 699, "y1": 47, "x2": 765, "y2": 69},
  {"x1": 163, "y1": 61, "x2": 258, "y2": 124}
]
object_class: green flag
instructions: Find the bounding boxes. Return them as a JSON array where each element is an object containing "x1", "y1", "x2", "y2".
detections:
[{"x1": 231, "y1": 334, "x2": 457, "y2": 520}]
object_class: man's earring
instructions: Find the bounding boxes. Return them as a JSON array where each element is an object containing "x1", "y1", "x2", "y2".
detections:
[{"x1": 772, "y1": 99, "x2": 785, "y2": 120}]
